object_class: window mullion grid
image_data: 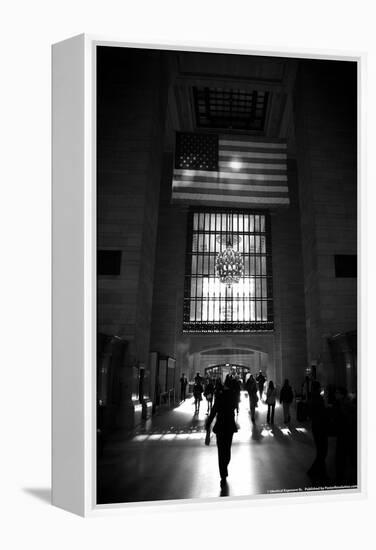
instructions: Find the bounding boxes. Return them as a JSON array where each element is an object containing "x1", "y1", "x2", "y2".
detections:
[
  {"x1": 236, "y1": 213, "x2": 239, "y2": 327},
  {"x1": 205, "y1": 212, "x2": 209, "y2": 326},
  {"x1": 250, "y1": 216, "x2": 253, "y2": 324},
  {"x1": 195, "y1": 225, "x2": 201, "y2": 323},
  {"x1": 220, "y1": 212, "x2": 223, "y2": 323},
  {"x1": 184, "y1": 211, "x2": 193, "y2": 326},
  {"x1": 244, "y1": 219, "x2": 247, "y2": 325},
  {"x1": 230, "y1": 210, "x2": 234, "y2": 326},
  {"x1": 252, "y1": 214, "x2": 255, "y2": 324},
  {"x1": 265, "y1": 212, "x2": 273, "y2": 326},
  {"x1": 184, "y1": 208, "x2": 272, "y2": 332},
  {"x1": 255, "y1": 215, "x2": 258, "y2": 324}
]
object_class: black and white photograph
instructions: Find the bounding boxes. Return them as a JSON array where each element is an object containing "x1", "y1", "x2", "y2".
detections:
[
  {"x1": 4, "y1": 0, "x2": 376, "y2": 546},
  {"x1": 96, "y1": 45, "x2": 358, "y2": 505}
]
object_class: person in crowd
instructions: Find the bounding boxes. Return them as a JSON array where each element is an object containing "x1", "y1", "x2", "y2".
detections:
[
  {"x1": 214, "y1": 377, "x2": 223, "y2": 403},
  {"x1": 326, "y1": 384, "x2": 337, "y2": 406},
  {"x1": 180, "y1": 373, "x2": 188, "y2": 402},
  {"x1": 205, "y1": 374, "x2": 238, "y2": 488},
  {"x1": 231, "y1": 375, "x2": 241, "y2": 415},
  {"x1": 301, "y1": 375, "x2": 312, "y2": 401},
  {"x1": 245, "y1": 374, "x2": 258, "y2": 422},
  {"x1": 204, "y1": 378, "x2": 215, "y2": 415},
  {"x1": 279, "y1": 379, "x2": 294, "y2": 423},
  {"x1": 194, "y1": 371, "x2": 202, "y2": 384},
  {"x1": 307, "y1": 380, "x2": 329, "y2": 482},
  {"x1": 266, "y1": 380, "x2": 277, "y2": 424},
  {"x1": 256, "y1": 370, "x2": 266, "y2": 401},
  {"x1": 193, "y1": 378, "x2": 203, "y2": 414}
]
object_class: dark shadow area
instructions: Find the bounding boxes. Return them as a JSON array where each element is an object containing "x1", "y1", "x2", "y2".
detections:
[
  {"x1": 290, "y1": 426, "x2": 313, "y2": 445},
  {"x1": 251, "y1": 423, "x2": 263, "y2": 442},
  {"x1": 270, "y1": 426, "x2": 293, "y2": 446},
  {"x1": 191, "y1": 416, "x2": 205, "y2": 430},
  {"x1": 23, "y1": 488, "x2": 51, "y2": 504}
]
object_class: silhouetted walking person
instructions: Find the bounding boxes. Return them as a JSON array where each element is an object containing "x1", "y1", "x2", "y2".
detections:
[
  {"x1": 266, "y1": 380, "x2": 276, "y2": 424},
  {"x1": 206, "y1": 375, "x2": 238, "y2": 488},
  {"x1": 204, "y1": 379, "x2": 214, "y2": 414},
  {"x1": 232, "y1": 375, "x2": 241, "y2": 415},
  {"x1": 214, "y1": 378, "x2": 223, "y2": 403},
  {"x1": 246, "y1": 374, "x2": 258, "y2": 422},
  {"x1": 194, "y1": 372, "x2": 202, "y2": 384},
  {"x1": 280, "y1": 379, "x2": 294, "y2": 423},
  {"x1": 256, "y1": 370, "x2": 266, "y2": 400},
  {"x1": 180, "y1": 374, "x2": 188, "y2": 401},
  {"x1": 302, "y1": 375, "x2": 312, "y2": 401},
  {"x1": 193, "y1": 380, "x2": 203, "y2": 413},
  {"x1": 307, "y1": 381, "x2": 329, "y2": 482}
]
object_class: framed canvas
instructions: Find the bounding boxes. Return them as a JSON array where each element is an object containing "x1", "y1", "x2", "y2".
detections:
[{"x1": 52, "y1": 34, "x2": 365, "y2": 517}]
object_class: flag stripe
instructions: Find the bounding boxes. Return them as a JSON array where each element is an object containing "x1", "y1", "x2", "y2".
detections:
[
  {"x1": 172, "y1": 185, "x2": 288, "y2": 198},
  {"x1": 218, "y1": 161, "x2": 287, "y2": 171},
  {"x1": 172, "y1": 193, "x2": 290, "y2": 205},
  {"x1": 219, "y1": 152, "x2": 286, "y2": 163},
  {"x1": 220, "y1": 149, "x2": 287, "y2": 160},
  {"x1": 172, "y1": 181, "x2": 288, "y2": 194},
  {"x1": 174, "y1": 169, "x2": 287, "y2": 182},
  {"x1": 219, "y1": 139, "x2": 287, "y2": 149},
  {"x1": 172, "y1": 135, "x2": 290, "y2": 208}
]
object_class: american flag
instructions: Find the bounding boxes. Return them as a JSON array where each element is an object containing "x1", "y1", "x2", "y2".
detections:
[{"x1": 172, "y1": 133, "x2": 289, "y2": 208}]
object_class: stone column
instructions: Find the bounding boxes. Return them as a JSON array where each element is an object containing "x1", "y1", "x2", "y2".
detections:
[{"x1": 97, "y1": 47, "x2": 170, "y2": 430}]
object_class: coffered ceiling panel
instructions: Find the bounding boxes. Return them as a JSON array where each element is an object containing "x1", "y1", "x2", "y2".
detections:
[{"x1": 163, "y1": 52, "x2": 298, "y2": 156}]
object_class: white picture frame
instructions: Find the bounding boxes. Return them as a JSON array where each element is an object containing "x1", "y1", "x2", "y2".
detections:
[{"x1": 52, "y1": 34, "x2": 365, "y2": 517}]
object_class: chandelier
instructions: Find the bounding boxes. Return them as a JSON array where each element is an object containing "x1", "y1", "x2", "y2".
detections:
[{"x1": 216, "y1": 239, "x2": 244, "y2": 288}]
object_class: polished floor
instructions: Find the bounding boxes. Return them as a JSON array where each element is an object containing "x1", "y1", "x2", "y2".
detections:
[{"x1": 97, "y1": 392, "x2": 338, "y2": 504}]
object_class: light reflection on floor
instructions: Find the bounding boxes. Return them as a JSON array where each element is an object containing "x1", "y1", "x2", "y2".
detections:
[
  {"x1": 133, "y1": 393, "x2": 291, "y2": 444},
  {"x1": 97, "y1": 391, "x2": 335, "y2": 504},
  {"x1": 171, "y1": 397, "x2": 211, "y2": 419}
]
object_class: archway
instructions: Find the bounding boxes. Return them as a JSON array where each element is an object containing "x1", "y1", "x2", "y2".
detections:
[{"x1": 196, "y1": 346, "x2": 271, "y2": 381}]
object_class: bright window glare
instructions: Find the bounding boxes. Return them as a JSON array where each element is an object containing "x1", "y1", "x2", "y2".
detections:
[
  {"x1": 201, "y1": 278, "x2": 260, "y2": 322},
  {"x1": 230, "y1": 160, "x2": 242, "y2": 170},
  {"x1": 186, "y1": 211, "x2": 271, "y2": 329}
]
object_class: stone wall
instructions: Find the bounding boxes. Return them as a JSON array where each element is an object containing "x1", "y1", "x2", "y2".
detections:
[
  {"x1": 96, "y1": 47, "x2": 169, "y2": 427},
  {"x1": 97, "y1": 46, "x2": 169, "y2": 355},
  {"x1": 294, "y1": 59, "x2": 357, "y2": 385}
]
